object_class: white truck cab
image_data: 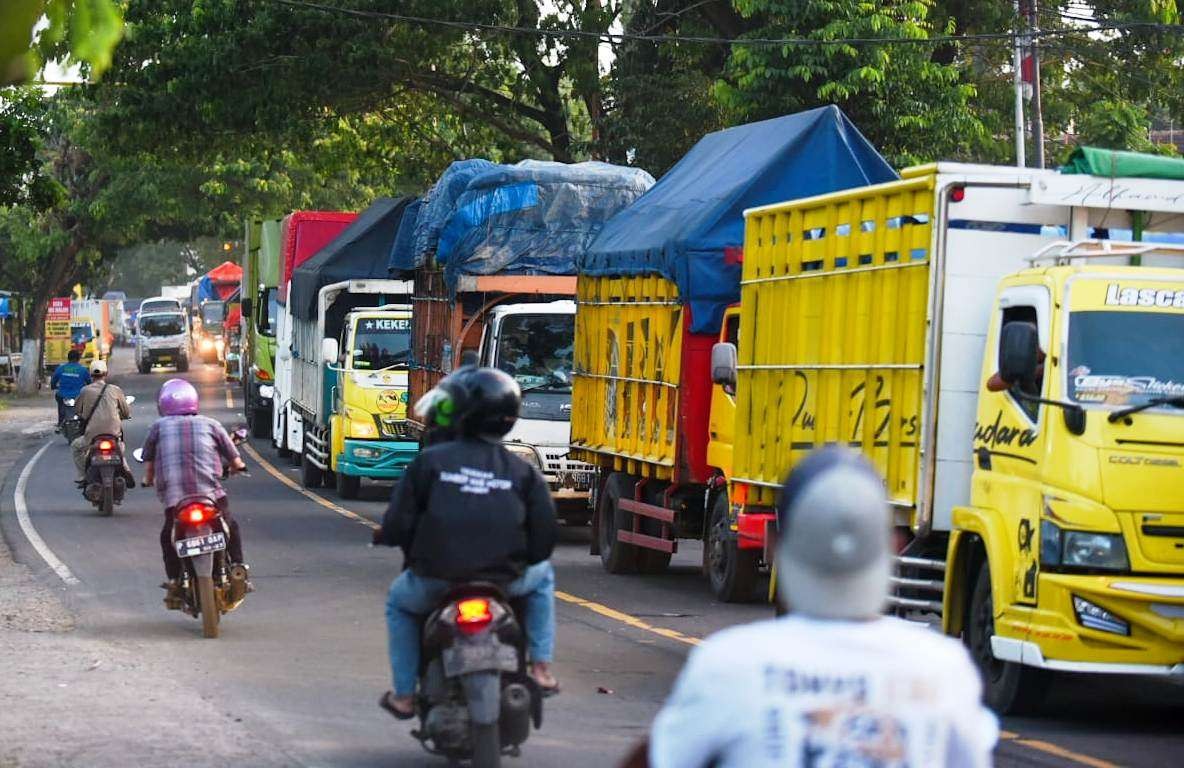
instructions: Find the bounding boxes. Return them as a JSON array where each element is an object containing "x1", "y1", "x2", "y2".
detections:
[
  {"x1": 479, "y1": 300, "x2": 594, "y2": 520},
  {"x1": 134, "y1": 309, "x2": 190, "y2": 373}
]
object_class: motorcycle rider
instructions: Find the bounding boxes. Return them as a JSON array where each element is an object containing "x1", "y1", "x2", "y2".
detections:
[
  {"x1": 71, "y1": 359, "x2": 135, "y2": 487},
  {"x1": 50, "y1": 349, "x2": 90, "y2": 427},
  {"x1": 140, "y1": 378, "x2": 250, "y2": 603},
  {"x1": 372, "y1": 366, "x2": 559, "y2": 719},
  {"x1": 645, "y1": 446, "x2": 997, "y2": 768}
]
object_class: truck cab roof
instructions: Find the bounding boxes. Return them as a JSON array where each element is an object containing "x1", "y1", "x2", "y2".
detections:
[{"x1": 490, "y1": 300, "x2": 576, "y2": 318}]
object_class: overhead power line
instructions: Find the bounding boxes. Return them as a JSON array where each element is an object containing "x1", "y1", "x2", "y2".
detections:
[{"x1": 268, "y1": 0, "x2": 1184, "y2": 49}]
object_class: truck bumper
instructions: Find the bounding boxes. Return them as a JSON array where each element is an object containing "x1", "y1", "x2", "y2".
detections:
[
  {"x1": 336, "y1": 439, "x2": 418, "y2": 480},
  {"x1": 994, "y1": 572, "x2": 1184, "y2": 673}
]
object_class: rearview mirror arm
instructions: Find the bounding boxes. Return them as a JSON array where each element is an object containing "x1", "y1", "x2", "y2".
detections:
[{"x1": 1009, "y1": 386, "x2": 1087, "y2": 436}]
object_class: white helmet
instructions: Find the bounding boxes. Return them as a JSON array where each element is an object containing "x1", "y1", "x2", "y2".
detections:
[{"x1": 89, "y1": 359, "x2": 108, "y2": 376}]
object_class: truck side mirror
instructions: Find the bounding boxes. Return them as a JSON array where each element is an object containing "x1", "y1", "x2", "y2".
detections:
[
  {"x1": 711, "y1": 342, "x2": 738, "y2": 388},
  {"x1": 321, "y1": 337, "x2": 340, "y2": 366},
  {"x1": 997, "y1": 322, "x2": 1039, "y2": 388}
]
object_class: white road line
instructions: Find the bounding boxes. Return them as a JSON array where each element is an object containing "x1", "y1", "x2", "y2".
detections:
[
  {"x1": 13, "y1": 441, "x2": 80, "y2": 586},
  {"x1": 225, "y1": 388, "x2": 234, "y2": 409}
]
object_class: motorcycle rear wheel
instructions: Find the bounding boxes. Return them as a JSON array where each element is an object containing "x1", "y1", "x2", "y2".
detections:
[
  {"x1": 197, "y1": 575, "x2": 220, "y2": 639},
  {"x1": 471, "y1": 722, "x2": 500, "y2": 768},
  {"x1": 99, "y1": 482, "x2": 114, "y2": 516}
]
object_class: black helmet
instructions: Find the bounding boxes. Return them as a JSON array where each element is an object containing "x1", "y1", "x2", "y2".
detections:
[{"x1": 414, "y1": 366, "x2": 521, "y2": 439}]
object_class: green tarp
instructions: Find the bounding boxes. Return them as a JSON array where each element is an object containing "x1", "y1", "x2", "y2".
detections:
[{"x1": 1062, "y1": 146, "x2": 1184, "y2": 180}]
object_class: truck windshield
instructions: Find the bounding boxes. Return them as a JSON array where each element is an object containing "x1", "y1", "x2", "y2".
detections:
[
  {"x1": 140, "y1": 315, "x2": 184, "y2": 337},
  {"x1": 70, "y1": 325, "x2": 93, "y2": 344},
  {"x1": 496, "y1": 314, "x2": 575, "y2": 391},
  {"x1": 201, "y1": 303, "x2": 225, "y2": 326},
  {"x1": 352, "y1": 317, "x2": 411, "y2": 370},
  {"x1": 258, "y1": 287, "x2": 278, "y2": 336},
  {"x1": 142, "y1": 300, "x2": 178, "y2": 314},
  {"x1": 1066, "y1": 310, "x2": 1184, "y2": 409}
]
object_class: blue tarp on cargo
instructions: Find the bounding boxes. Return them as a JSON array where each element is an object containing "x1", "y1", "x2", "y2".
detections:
[
  {"x1": 387, "y1": 197, "x2": 423, "y2": 275},
  {"x1": 409, "y1": 159, "x2": 497, "y2": 269},
  {"x1": 579, "y1": 106, "x2": 898, "y2": 333},
  {"x1": 430, "y1": 160, "x2": 654, "y2": 289}
]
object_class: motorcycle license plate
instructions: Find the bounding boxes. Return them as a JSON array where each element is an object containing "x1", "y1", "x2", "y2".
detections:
[
  {"x1": 175, "y1": 532, "x2": 226, "y2": 558},
  {"x1": 442, "y1": 641, "x2": 518, "y2": 678}
]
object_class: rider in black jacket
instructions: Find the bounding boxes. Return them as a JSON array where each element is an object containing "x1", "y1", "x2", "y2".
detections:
[{"x1": 373, "y1": 367, "x2": 559, "y2": 719}]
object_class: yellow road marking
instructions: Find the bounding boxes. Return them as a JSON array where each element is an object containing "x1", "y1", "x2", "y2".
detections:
[
  {"x1": 241, "y1": 440, "x2": 1120, "y2": 768},
  {"x1": 240, "y1": 442, "x2": 377, "y2": 530},
  {"x1": 999, "y1": 730, "x2": 1121, "y2": 768},
  {"x1": 225, "y1": 388, "x2": 234, "y2": 409},
  {"x1": 554, "y1": 591, "x2": 700, "y2": 646}
]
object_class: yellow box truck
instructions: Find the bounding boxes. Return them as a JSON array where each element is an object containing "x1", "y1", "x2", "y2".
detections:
[{"x1": 729, "y1": 156, "x2": 1184, "y2": 712}]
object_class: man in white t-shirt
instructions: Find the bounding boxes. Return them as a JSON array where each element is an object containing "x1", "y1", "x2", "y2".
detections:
[{"x1": 647, "y1": 447, "x2": 998, "y2": 768}]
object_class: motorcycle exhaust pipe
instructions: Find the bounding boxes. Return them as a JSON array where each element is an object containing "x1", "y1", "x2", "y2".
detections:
[
  {"x1": 499, "y1": 683, "x2": 532, "y2": 745},
  {"x1": 225, "y1": 563, "x2": 249, "y2": 607}
]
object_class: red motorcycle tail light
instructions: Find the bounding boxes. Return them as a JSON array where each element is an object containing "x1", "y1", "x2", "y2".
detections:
[
  {"x1": 97, "y1": 438, "x2": 115, "y2": 452},
  {"x1": 455, "y1": 598, "x2": 493, "y2": 634},
  {"x1": 180, "y1": 504, "x2": 213, "y2": 524}
]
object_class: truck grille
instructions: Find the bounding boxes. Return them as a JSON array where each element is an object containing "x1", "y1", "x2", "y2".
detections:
[
  {"x1": 376, "y1": 416, "x2": 417, "y2": 440},
  {"x1": 539, "y1": 447, "x2": 587, "y2": 474}
]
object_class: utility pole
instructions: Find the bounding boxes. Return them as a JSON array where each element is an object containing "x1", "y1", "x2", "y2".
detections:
[
  {"x1": 1013, "y1": 0, "x2": 1027, "y2": 167},
  {"x1": 1027, "y1": 0, "x2": 1046, "y2": 167}
]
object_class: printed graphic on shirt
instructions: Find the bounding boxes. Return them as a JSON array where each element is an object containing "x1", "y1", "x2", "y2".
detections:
[{"x1": 440, "y1": 466, "x2": 513, "y2": 495}]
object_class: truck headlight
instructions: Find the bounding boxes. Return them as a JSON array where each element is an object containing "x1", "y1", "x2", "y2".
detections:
[
  {"x1": 258, "y1": 384, "x2": 274, "y2": 399},
  {"x1": 1041, "y1": 521, "x2": 1129, "y2": 571},
  {"x1": 505, "y1": 443, "x2": 541, "y2": 469},
  {"x1": 352, "y1": 445, "x2": 381, "y2": 459},
  {"x1": 1072, "y1": 595, "x2": 1130, "y2": 636},
  {"x1": 350, "y1": 419, "x2": 378, "y2": 439}
]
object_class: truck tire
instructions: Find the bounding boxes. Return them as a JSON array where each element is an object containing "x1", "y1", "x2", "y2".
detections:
[
  {"x1": 597, "y1": 473, "x2": 640, "y2": 574},
  {"x1": 966, "y1": 561, "x2": 1050, "y2": 714},
  {"x1": 301, "y1": 450, "x2": 324, "y2": 488},
  {"x1": 176, "y1": 356, "x2": 189, "y2": 373},
  {"x1": 706, "y1": 492, "x2": 757, "y2": 602},
  {"x1": 336, "y1": 470, "x2": 361, "y2": 499},
  {"x1": 137, "y1": 357, "x2": 150, "y2": 374},
  {"x1": 249, "y1": 406, "x2": 271, "y2": 439}
]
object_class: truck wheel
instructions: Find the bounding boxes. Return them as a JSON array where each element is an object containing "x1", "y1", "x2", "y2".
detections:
[
  {"x1": 966, "y1": 561, "x2": 1050, "y2": 714},
  {"x1": 336, "y1": 470, "x2": 361, "y2": 499},
  {"x1": 176, "y1": 357, "x2": 189, "y2": 373},
  {"x1": 705, "y1": 493, "x2": 757, "y2": 602},
  {"x1": 250, "y1": 407, "x2": 271, "y2": 439},
  {"x1": 300, "y1": 451, "x2": 324, "y2": 488},
  {"x1": 137, "y1": 358, "x2": 150, "y2": 374},
  {"x1": 597, "y1": 473, "x2": 639, "y2": 574}
]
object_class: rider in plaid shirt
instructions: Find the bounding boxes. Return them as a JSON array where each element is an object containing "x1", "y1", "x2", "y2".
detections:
[{"x1": 142, "y1": 379, "x2": 249, "y2": 599}]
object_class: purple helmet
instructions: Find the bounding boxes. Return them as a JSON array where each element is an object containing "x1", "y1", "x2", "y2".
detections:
[{"x1": 158, "y1": 378, "x2": 199, "y2": 416}]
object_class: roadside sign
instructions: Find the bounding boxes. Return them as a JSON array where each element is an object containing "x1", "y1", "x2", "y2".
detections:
[{"x1": 44, "y1": 297, "x2": 73, "y2": 365}]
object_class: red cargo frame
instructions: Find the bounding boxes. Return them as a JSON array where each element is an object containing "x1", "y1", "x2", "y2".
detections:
[{"x1": 278, "y1": 211, "x2": 357, "y2": 301}]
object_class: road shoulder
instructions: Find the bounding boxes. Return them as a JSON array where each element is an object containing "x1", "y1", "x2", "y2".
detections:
[{"x1": 0, "y1": 391, "x2": 294, "y2": 768}]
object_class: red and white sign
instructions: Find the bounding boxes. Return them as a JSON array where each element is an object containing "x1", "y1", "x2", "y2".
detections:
[{"x1": 47, "y1": 297, "x2": 72, "y2": 320}]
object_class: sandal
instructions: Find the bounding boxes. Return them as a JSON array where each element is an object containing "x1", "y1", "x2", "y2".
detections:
[{"x1": 379, "y1": 690, "x2": 415, "y2": 720}]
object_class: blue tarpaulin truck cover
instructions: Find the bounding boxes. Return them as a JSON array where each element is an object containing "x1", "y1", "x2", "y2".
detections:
[
  {"x1": 387, "y1": 197, "x2": 423, "y2": 275},
  {"x1": 409, "y1": 159, "x2": 496, "y2": 269},
  {"x1": 578, "y1": 105, "x2": 898, "y2": 333},
  {"x1": 391, "y1": 159, "x2": 654, "y2": 289}
]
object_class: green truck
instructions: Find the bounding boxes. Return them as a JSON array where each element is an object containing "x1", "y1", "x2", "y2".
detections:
[{"x1": 241, "y1": 219, "x2": 282, "y2": 437}]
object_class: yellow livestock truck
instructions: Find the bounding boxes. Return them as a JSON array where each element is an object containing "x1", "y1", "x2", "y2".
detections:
[{"x1": 725, "y1": 154, "x2": 1184, "y2": 713}]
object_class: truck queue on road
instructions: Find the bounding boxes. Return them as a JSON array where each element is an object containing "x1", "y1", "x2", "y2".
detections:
[{"x1": 75, "y1": 103, "x2": 1182, "y2": 718}]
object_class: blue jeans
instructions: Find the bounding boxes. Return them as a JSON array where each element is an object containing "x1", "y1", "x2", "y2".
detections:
[{"x1": 385, "y1": 561, "x2": 556, "y2": 696}]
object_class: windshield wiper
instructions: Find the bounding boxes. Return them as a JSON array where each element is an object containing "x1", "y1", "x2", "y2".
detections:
[
  {"x1": 521, "y1": 381, "x2": 571, "y2": 393},
  {"x1": 1108, "y1": 396, "x2": 1184, "y2": 423}
]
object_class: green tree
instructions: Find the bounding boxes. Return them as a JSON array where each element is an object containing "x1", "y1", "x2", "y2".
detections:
[
  {"x1": 718, "y1": 0, "x2": 988, "y2": 167},
  {"x1": 1, "y1": 0, "x2": 124, "y2": 85}
]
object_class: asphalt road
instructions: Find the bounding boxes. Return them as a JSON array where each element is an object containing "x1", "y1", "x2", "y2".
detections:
[{"x1": 6, "y1": 351, "x2": 1184, "y2": 767}]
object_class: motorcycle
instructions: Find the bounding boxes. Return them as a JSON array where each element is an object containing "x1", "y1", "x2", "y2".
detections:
[
  {"x1": 59, "y1": 397, "x2": 83, "y2": 443},
  {"x1": 80, "y1": 395, "x2": 135, "y2": 516},
  {"x1": 412, "y1": 584, "x2": 543, "y2": 768},
  {"x1": 134, "y1": 425, "x2": 251, "y2": 639}
]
